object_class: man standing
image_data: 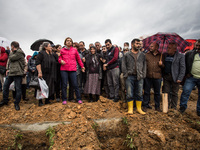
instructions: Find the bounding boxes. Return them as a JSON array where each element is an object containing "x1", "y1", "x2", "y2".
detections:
[
  {"x1": 79, "y1": 41, "x2": 89, "y2": 93},
  {"x1": 95, "y1": 41, "x2": 101, "y2": 54},
  {"x1": 122, "y1": 38, "x2": 146, "y2": 114},
  {"x1": 143, "y1": 42, "x2": 163, "y2": 112},
  {"x1": 162, "y1": 42, "x2": 185, "y2": 109},
  {"x1": 180, "y1": 40, "x2": 200, "y2": 115},
  {"x1": 103, "y1": 39, "x2": 119, "y2": 102},
  {"x1": 0, "y1": 41, "x2": 25, "y2": 111}
]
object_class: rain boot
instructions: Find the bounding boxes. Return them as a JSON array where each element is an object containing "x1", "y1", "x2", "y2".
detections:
[
  {"x1": 38, "y1": 99, "x2": 44, "y2": 106},
  {"x1": 127, "y1": 101, "x2": 133, "y2": 114},
  {"x1": 136, "y1": 101, "x2": 146, "y2": 115}
]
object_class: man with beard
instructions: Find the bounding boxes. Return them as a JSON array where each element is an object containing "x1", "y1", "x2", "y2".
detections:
[
  {"x1": 180, "y1": 39, "x2": 200, "y2": 115},
  {"x1": 143, "y1": 42, "x2": 163, "y2": 112},
  {"x1": 103, "y1": 39, "x2": 120, "y2": 102},
  {"x1": 122, "y1": 38, "x2": 146, "y2": 114}
]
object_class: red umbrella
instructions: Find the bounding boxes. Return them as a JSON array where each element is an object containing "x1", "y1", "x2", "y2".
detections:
[
  {"x1": 184, "y1": 39, "x2": 197, "y2": 51},
  {"x1": 142, "y1": 32, "x2": 191, "y2": 54}
]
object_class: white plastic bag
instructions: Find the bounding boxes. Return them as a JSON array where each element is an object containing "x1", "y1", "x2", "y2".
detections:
[
  {"x1": 36, "y1": 78, "x2": 49, "y2": 99},
  {"x1": 3, "y1": 77, "x2": 15, "y2": 91}
]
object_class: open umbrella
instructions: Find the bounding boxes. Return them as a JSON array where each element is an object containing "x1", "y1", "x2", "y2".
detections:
[
  {"x1": 184, "y1": 39, "x2": 197, "y2": 51},
  {"x1": 142, "y1": 32, "x2": 190, "y2": 54},
  {"x1": 30, "y1": 39, "x2": 54, "y2": 51},
  {"x1": 0, "y1": 37, "x2": 11, "y2": 49}
]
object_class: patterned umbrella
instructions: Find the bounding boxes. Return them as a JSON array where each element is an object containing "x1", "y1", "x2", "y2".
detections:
[
  {"x1": 30, "y1": 39, "x2": 54, "y2": 51},
  {"x1": 142, "y1": 32, "x2": 191, "y2": 53}
]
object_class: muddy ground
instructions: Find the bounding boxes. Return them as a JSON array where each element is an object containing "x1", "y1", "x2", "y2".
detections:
[{"x1": 0, "y1": 88, "x2": 200, "y2": 150}]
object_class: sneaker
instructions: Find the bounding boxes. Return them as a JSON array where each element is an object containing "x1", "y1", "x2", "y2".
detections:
[
  {"x1": 62, "y1": 101, "x2": 67, "y2": 105},
  {"x1": 78, "y1": 100, "x2": 83, "y2": 104}
]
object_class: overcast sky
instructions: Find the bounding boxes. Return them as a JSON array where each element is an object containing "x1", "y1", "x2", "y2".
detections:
[{"x1": 0, "y1": 0, "x2": 200, "y2": 55}]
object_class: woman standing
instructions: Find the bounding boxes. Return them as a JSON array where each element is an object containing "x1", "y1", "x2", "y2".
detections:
[
  {"x1": 84, "y1": 46, "x2": 102, "y2": 102},
  {"x1": 59, "y1": 37, "x2": 85, "y2": 104},
  {"x1": 36, "y1": 42, "x2": 57, "y2": 106}
]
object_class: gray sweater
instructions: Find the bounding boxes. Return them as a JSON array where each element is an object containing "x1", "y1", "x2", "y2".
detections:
[{"x1": 122, "y1": 50, "x2": 146, "y2": 80}]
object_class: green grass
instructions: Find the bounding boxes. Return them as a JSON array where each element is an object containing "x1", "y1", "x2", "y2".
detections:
[{"x1": 46, "y1": 126, "x2": 55, "y2": 150}]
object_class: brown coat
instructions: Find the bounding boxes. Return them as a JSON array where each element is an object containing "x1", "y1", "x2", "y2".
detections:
[{"x1": 145, "y1": 51, "x2": 162, "y2": 79}]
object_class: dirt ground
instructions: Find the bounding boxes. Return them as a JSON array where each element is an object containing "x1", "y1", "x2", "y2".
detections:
[{"x1": 0, "y1": 88, "x2": 200, "y2": 150}]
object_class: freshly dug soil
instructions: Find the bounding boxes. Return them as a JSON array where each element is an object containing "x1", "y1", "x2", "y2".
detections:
[{"x1": 0, "y1": 88, "x2": 200, "y2": 150}]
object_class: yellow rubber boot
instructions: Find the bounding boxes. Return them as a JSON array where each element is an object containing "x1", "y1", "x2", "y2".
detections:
[
  {"x1": 127, "y1": 101, "x2": 133, "y2": 114},
  {"x1": 136, "y1": 101, "x2": 146, "y2": 115}
]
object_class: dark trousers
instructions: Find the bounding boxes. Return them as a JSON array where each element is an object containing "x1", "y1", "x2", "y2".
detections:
[
  {"x1": 107, "y1": 68, "x2": 120, "y2": 99},
  {"x1": 163, "y1": 74, "x2": 179, "y2": 109},
  {"x1": 143, "y1": 78, "x2": 162, "y2": 108},
  {"x1": 55, "y1": 73, "x2": 61, "y2": 99},
  {"x1": 61, "y1": 71, "x2": 81, "y2": 101},
  {"x1": 13, "y1": 84, "x2": 27, "y2": 100},
  {"x1": 69, "y1": 74, "x2": 82, "y2": 100},
  {"x1": 3, "y1": 76, "x2": 22, "y2": 104}
]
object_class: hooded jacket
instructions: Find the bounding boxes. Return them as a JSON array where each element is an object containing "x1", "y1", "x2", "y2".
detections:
[
  {"x1": 58, "y1": 46, "x2": 84, "y2": 71},
  {"x1": 7, "y1": 48, "x2": 25, "y2": 76},
  {"x1": 28, "y1": 51, "x2": 38, "y2": 72},
  {"x1": 0, "y1": 47, "x2": 8, "y2": 67}
]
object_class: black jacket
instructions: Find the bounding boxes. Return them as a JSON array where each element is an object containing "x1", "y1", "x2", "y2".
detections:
[{"x1": 185, "y1": 49, "x2": 198, "y2": 76}]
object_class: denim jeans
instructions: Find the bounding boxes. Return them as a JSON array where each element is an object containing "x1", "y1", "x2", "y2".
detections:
[
  {"x1": 126, "y1": 75, "x2": 143, "y2": 102},
  {"x1": 3, "y1": 76, "x2": 22, "y2": 104},
  {"x1": 61, "y1": 71, "x2": 81, "y2": 101},
  {"x1": 106, "y1": 68, "x2": 120, "y2": 99},
  {"x1": 180, "y1": 76, "x2": 200, "y2": 112},
  {"x1": 68, "y1": 74, "x2": 82, "y2": 100},
  {"x1": 143, "y1": 78, "x2": 162, "y2": 108}
]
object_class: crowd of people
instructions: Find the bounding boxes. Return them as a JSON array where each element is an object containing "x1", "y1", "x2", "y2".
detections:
[{"x1": 0, "y1": 38, "x2": 199, "y2": 117}]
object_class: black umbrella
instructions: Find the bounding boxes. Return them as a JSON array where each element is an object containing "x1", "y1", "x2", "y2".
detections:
[{"x1": 30, "y1": 39, "x2": 54, "y2": 51}]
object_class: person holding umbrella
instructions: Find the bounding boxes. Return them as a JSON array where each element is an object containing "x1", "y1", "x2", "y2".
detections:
[
  {"x1": 161, "y1": 42, "x2": 185, "y2": 110},
  {"x1": 36, "y1": 42, "x2": 57, "y2": 106}
]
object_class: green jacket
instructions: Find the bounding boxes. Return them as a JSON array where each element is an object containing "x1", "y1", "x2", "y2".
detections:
[{"x1": 8, "y1": 48, "x2": 25, "y2": 76}]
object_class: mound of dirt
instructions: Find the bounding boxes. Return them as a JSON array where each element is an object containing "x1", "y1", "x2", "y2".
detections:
[{"x1": 0, "y1": 88, "x2": 200, "y2": 150}]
